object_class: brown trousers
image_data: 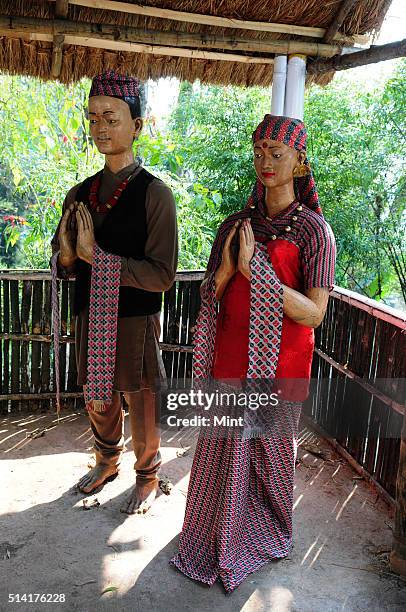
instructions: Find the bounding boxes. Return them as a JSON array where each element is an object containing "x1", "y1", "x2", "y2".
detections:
[{"x1": 87, "y1": 388, "x2": 161, "y2": 483}]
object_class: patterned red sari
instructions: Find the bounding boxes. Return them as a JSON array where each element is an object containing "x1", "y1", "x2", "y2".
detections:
[
  {"x1": 170, "y1": 238, "x2": 312, "y2": 592},
  {"x1": 171, "y1": 114, "x2": 336, "y2": 593}
]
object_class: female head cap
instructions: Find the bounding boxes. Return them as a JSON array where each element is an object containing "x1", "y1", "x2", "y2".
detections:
[{"x1": 251, "y1": 114, "x2": 321, "y2": 215}]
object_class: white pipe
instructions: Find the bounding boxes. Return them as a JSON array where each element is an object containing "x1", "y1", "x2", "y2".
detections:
[
  {"x1": 284, "y1": 54, "x2": 307, "y2": 120},
  {"x1": 270, "y1": 55, "x2": 287, "y2": 116}
]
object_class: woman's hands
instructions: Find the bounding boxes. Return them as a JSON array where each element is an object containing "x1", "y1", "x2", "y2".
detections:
[
  {"x1": 214, "y1": 220, "x2": 240, "y2": 301},
  {"x1": 58, "y1": 202, "x2": 78, "y2": 267},
  {"x1": 221, "y1": 220, "x2": 240, "y2": 276},
  {"x1": 237, "y1": 219, "x2": 255, "y2": 280},
  {"x1": 214, "y1": 219, "x2": 256, "y2": 300},
  {"x1": 76, "y1": 203, "x2": 96, "y2": 265}
]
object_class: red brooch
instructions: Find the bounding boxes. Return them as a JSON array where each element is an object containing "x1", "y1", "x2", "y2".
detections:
[{"x1": 88, "y1": 173, "x2": 132, "y2": 213}]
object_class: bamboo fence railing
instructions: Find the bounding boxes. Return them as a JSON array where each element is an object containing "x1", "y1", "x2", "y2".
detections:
[{"x1": 0, "y1": 269, "x2": 405, "y2": 504}]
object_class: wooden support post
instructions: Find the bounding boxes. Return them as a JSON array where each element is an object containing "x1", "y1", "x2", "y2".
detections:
[
  {"x1": 308, "y1": 39, "x2": 406, "y2": 74},
  {"x1": 55, "y1": 0, "x2": 69, "y2": 18},
  {"x1": 390, "y1": 412, "x2": 406, "y2": 576},
  {"x1": 323, "y1": 0, "x2": 358, "y2": 44},
  {"x1": 52, "y1": 1, "x2": 68, "y2": 77},
  {"x1": 51, "y1": 34, "x2": 65, "y2": 78}
]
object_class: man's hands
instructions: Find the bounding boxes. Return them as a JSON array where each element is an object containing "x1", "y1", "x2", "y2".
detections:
[
  {"x1": 76, "y1": 203, "x2": 95, "y2": 265},
  {"x1": 58, "y1": 201, "x2": 95, "y2": 267},
  {"x1": 59, "y1": 202, "x2": 78, "y2": 267}
]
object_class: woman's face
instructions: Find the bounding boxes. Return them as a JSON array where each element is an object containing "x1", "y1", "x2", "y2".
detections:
[
  {"x1": 253, "y1": 138, "x2": 303, "y2": 189},
  {"x1": 87, "y1": 96, "x2": 142, "y2": 156}
]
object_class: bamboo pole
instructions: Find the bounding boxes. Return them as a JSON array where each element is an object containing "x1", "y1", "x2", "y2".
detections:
[
  {"x1": 314, "y1": 348, "x2": 405, "y2": 417},
  {"x1": 47, "y1": 0, "x2": 365, "y2": 44},
  {"x1": 0, "y1": 30, "x2": 273, "y2": 65},
  {"x1": 308, "y1": 39, "x2": 406, "y2": 74},
  {"x1": 0, "y1": 16, "x2": 342, "y2": 58},
  {"x1": 323, "y1": 0, "x2": 358, "y2": 44}
]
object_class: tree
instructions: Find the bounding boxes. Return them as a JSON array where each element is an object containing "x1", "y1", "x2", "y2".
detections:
[
  {"x1": 0, "y1": 75, "x2": 222, "y2": 271},
  {"x1": 169, "y1": 64, "x2": 406, "y2": 305}
]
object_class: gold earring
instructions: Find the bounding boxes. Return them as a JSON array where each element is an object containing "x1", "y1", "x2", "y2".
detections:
[{"x1": 293, "y1": 160, "x2": 311, "y2": 178}]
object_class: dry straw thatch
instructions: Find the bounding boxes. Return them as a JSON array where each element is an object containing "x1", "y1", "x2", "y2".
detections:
[{"x1": 0, "y1": 0, "x2": 392, "y2": 87}]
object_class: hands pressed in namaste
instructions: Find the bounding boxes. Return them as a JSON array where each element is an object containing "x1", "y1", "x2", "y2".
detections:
[
  {"x1": 76, "y1": 202, "x2": 96, "y2": 265},
  {"x1": 214, "y1": 218, "x2": 255, "y2": 300},
  {"x1": 59, "y1": 201, "x2": 96, "y2": 266}
]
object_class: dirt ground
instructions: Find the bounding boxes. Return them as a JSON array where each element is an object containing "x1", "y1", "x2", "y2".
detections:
[{"x1": 1, "y1": 409, "x2": 405, "y2": 612}]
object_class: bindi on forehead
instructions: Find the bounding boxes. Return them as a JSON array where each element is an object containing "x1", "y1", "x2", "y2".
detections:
[{"x1": 254, "y1": 140, "x2": 282, "y2": 150}]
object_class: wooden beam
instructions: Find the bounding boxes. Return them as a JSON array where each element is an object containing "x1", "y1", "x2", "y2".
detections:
[
  {"x1": 47, "y1": 0, "x2": 366, "y2": 44},
  {"x1": 0, "y1": 270, "x2": 205, "y2": 281},
  {"x1": 323, "y1": 0, "x2": 358, "y2": 44},
  {"x1": 51, "y1": 33, "x2": 65, "y2": 78},
  {"x1": 308, "y1": 39, "x2": 406, "y2": 74},
  {"x1": 55, "y1": 0, "x2": 69, "y2": 18},
  {"x1": 0, "y1": 392, "x2": 83, "y2": 401},
  {"x1": 0, "y1": 30, "x2": 274, "y2": 64},
  {"x1": 314, "y1": 349, "x2": 405, "y2": 417},
  {"x1": 330, "y1": 287, "x2": 406, "y2": 328},
  {"x1": 0, "y1": 333, "x2": 193, "y2": 353},
  {"x1": 0, "y1": 16, "x2": 342, "y2": 57}
]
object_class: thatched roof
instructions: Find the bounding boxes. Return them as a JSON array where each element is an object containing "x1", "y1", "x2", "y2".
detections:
[{"x1": 0, "y1": 0, "x2": 393, "y2": 87}]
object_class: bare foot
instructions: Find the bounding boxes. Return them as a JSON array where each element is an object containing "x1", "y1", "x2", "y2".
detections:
[
  {"x1": 120, "y1": 480, "x2": 159, "y2": 514},
  {"x1": 76, "y1": 464, "x2": 119, "y2": 494}
]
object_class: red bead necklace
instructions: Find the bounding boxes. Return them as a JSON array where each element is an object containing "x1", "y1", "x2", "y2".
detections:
[{"x1": 89, "y1": 172, "x2": 133, "y2": 213}]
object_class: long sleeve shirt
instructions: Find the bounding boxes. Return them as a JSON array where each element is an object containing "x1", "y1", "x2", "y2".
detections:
[{"x1": 51, "y1": 161, "x2": 178, "y2": 391}]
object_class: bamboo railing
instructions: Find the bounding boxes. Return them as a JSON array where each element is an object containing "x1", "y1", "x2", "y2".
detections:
[
  {"x1": 1, "y1": 269, "x2": 405, "y2": 505},
  {"x1": 305, "y1": 286, "x2": 406, "y2": 503}
]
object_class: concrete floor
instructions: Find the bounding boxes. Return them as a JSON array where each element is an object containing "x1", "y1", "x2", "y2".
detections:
[{"x1": 0, "y1": 410, "x2": 405, "y2": 612}]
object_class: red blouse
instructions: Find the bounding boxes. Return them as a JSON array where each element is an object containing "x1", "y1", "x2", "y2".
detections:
[{"x1": 212, "y1": 203, "x2": 336, "y2": 402}]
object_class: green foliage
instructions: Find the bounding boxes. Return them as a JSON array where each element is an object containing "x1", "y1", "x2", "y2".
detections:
[
  {"x1": 169, "y1": 82, "x2": 270, "y2": 216},
  {"x1": 0, "y1": 63, "x2": 405, "y2": 306},
  {"x1": 138, "y1": 129, "x2": 223, "y2": 269},
  {"x1": 0, "y1": 75, "x2": 101, "y2": 268},
  {"x1": 0, "y1": 75, "x2": 221, "y2": 271},
  {"x1": 305, "y1": 62, "x2": 406, "y2": 301},
  {"x1": 169, "y1": 64, "x2": 406, "y2": 304}
]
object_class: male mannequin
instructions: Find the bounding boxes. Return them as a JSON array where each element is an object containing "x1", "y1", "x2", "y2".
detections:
[{"x1": 52, "y1": 72, "x2": 178, "y2": 513}]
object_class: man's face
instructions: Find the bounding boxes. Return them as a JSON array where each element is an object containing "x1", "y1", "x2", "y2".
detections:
[{"x1": 87, "y1": 96, "x2": 142, "y2": 155}]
